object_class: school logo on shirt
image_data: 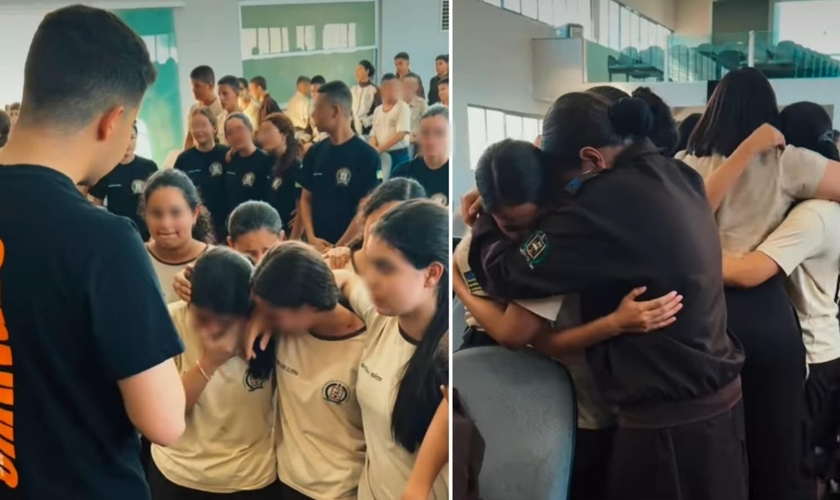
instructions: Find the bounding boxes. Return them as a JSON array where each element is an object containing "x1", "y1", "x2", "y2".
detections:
[
  {"x1": 243, "y1": 371, "x2": 266, "y2": 392},
  {"x1": 431, "y1": 193, "x2": 448, "y2": 206},
  {"x1": 323, "y1": 381, "x2": 350, "y2": 405},
  {"x1": 521, "y1": 230, "x2": 549, "y2": 269},
  {"x1": 131, "y1": 180, "x2": 146, "y2": 195},
  {"x1": 272, "y1": 177, "x2": 283, "y2": 191},
  {"x1": 335, "y1": 168, "x2": 352, "y2": 186},
  {"x1": 242, "y1": 172, "x2": 256, "y2": 187},
  {"x1": 209, "y1": 162, "x2": 223, "y2": 177}
]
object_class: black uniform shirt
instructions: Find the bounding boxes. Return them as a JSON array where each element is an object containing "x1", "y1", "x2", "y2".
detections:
[
  {"x1": 265, "y1": 159, "x2": 302, "y2": 234},
  {"x1": 89, "y1": 156, "x2": 158, "y2": 241},
  {"x1": 224, "y1": 148, "x2": 273, "y2": 220},
  {"x1": 173, "y1": 145, "x2": 229, "y2": 234},
  {"x1": 391, "y1": 157, "x2": 449, "y2": 205},
  {"x1": 469, "y1": 141, "x2": 744, "y2": 407}
]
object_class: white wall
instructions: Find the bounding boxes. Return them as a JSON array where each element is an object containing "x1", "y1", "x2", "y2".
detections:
[
  {"x1": 622, "y1": 0, "x2": 676, "y2": 29},
  {"x1": 380, "y1": 0, "x2": 448, "y2": 90},
  {"x1": 452, "y1": 0, "x2": 555, "y2": 212}
]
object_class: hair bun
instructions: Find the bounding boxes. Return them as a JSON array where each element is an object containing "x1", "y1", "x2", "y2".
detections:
[{"x1": 609, "y1": 97, "x2": 653, "y2": 138}]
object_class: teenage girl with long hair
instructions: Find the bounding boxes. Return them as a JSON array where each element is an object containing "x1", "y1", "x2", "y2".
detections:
[
  {"x1": 222, "y1": 113, "x2": 273, "y2": 232},
  {"x1": 257, "y1": 113, "x2": 303, "y2": 239}
]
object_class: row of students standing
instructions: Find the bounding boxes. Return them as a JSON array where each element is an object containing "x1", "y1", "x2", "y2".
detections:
[{"x1": 459, "y1": 68, "x2": 840, "y2": 500}]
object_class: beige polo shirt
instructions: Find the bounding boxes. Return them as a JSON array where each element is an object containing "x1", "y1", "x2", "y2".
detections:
[
  {"x1": 677, "y1": 145, "x2": 828, "y2": 255},
  {"x1": 349, "y1": 284, "x2": 449, "y2": 500},
  {"x1": 151, "y1": 301, "x2": 276, "y2": 493},
  {"x1": 757, "y1": 200, "x2": 840, "y2": 364},
  {"x1": 275, "y1": 326, "x2": 369, "y2": 500}
]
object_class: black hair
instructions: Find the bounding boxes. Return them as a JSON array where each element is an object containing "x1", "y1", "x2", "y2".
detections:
[
  {"x1": 381, "y1": 73, "x2": 397, "y2": 84},
  {"x1": 434, "y1": 332, "x2": 449, "y2": 389},
  {"x1": 132, "y1": 122, "x2": 138, "y2": 134},
  {"x1": 250, "y1": 76, "x2": 268, "y2": 91},
  {"x1": 371, "y1": 199, "x2": 449, "y2": 453},
  {"x1": 190, "y1": 65, "x2": 215, "y2": 85},
  {"x1": 191, "y1": 246, "x2": 254, "y2": 317},
  {"x1": 632, "y1": 87, "x2": 678, "y2": 156},
  {"x1": 542, "y1": 92, "x2": 653, "y2": 172},
  {"x1": 779, "y1": 102, "x2": 840, "y2": 162},
  {"x1": 438, "y1": 77, "x2": 449, "y2": 87},
  {"x1": 361, "y1": 178, "x2": 427, "y2": 221},
  {"x1": 675, "y1": 113, "x2": 702, "y2": 154},
  {"x1": 394, "y1": 52, "x2": 410, "y2": 61},
  {"x1": 141, "y1": 169, "x2": 215, "y2": 244},
  {"x1": 20, "y1": 5, "x2": 157, "y2": 129},
  {"x1": 263, "y1": 113, "x2": 302, "y2": 176},
  {"x1": 0, "y1": 111, "x2": 10, "y2": 148},
  {"x1": 311, "y1": 75, "x2": 326, "y2": 85},
  {"x1": 586, "y1": 85, "x2": 630, "y2": 103},
  {"x1": 421, "y1": 104, "x2": 449, "y2": 122},
  {"x1": 9, "y1": 102, "x2": 20, "y2": 111},
  {"x1": 237, "y1": 77, "x2": 249, "y2": 90},
  {"x1": 218, "y1": 75, "x2": 241, "y2": 91},
  {"x1": 688, "y1": 67, "x2": 779, "y2": 157},
  {"x1": 476, "y1": 139, "x2": 545, "y2": 213},
  {"x1": 252, "y1": 241, "x2": 339, "y2": 312},
  {"x1": 835, "y1": 130, "x2": 840, "y2": 143},
  {"x1": 435, "y1": 54, "x2": 449, "y2": 63},
  {"x1": 227, "y1": 201, "x2": 284, "y2": 243},
  {"x1": 404, "y1": 72, "x2": 422, "y2": 85},
  {"x1": 317, "y1": 81, "x2": 353, "y2": 116},
  {"x1": 296, "y1": 76, "x2": 311, "y2": 85},
  {"x1": 359, "y1": 60, "x2": 376, "y2": 79}
]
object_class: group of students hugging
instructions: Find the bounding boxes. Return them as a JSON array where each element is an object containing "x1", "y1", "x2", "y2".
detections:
[{"x1": 455, "y1": 66, "x2": 840, "y2": 500}]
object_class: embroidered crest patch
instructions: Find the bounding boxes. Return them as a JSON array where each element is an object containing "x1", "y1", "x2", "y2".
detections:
[{"x1": 520, "y1": 230, "x2": 549, "y2": 269}]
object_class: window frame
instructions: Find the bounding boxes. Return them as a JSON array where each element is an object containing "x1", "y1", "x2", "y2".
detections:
[{"x1": 467, "y1": 105, "x2": 544, "y2": 170}]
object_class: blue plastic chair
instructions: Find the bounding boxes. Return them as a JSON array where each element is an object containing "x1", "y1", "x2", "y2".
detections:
[{"x1": 453, "y1": 346, "x2": 577, "y2": 499}]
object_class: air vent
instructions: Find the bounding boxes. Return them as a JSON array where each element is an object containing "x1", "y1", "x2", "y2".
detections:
[{"x1": 441, "y1": 0, "x2": 450, "y2": 31}]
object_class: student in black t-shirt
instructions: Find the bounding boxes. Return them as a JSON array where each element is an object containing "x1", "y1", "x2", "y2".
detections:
[
  {"x1": 0, "y1": 6, "x2": 185, "y2": 499},
  {"x1": 299, "y1": 81, "x2": 380, "y2": 252},
  {"x1": 89, "y1": 123, "x2": 158, "y2": 240},
  {"x1": 222, "y1": 113, "x2": 272, "y2": 225},
  {"x1": 392, "y1": 105, "x2": 449, "y2": 206},
  {"x1": 428, "y1": 55, "x2": 448, "y2": 105},
  {"x1": 174, "y1": 107, "x2": 230, "y2": 240},
  {"x1": 257, "y1": 112, "x2": 303, "y2": 239}
]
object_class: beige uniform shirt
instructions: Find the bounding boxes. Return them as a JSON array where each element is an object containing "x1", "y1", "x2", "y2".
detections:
[
  {"x1": 286, "y1": 92, "x2": 311, "y2": 131},
  {"x1": 408, "y1": 96, "x2": 427, "y2": 138},
  {"x1": 677, "y1": 145, "x2": 828, "y2": 255},
  {"x1": 151, "y1": 302, "x2": 276, "y2": 493},
  {"x1": 371, "y1": 101, "x2": 412, "y2": 151},
  {"x1": 455, "y1": 234, "x2": 617, "y2": 429},
  {"x1": 275, "y1": 327, "x2": 369, "y2": 499},
  {"x1": 757, "y1": 200, "x2": 840, "y2": 364},
  {"x1": 146, "y1": 245, "x2": 207, "y2": 304},
  {"x1": 349, "y1": 285, "x2": 449, "y2": 500}
]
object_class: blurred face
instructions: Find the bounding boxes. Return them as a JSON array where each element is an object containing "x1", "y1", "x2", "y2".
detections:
[
  {"x1": 218, "y1": 84, "x2": 239, "y2": 112},
  {"x1": 312, "y1": 93, "x2": 339, "y2": 133},
  {"x1": 144, "y1": 187, "x2": 198, "y2": 249},
  {"x1": 9, "y1": 109, "x2": 18, "y2": 125},
  {"x1": 402, "y1": 78, "x2": 419, "y2": 102},
  {"x1": 363, "y1": 201, "x2": 399, "y2": 244},
  {"x1": 363, "y1": 236, "x2": 441, "y2": 316},
  {"x1": 439, "y1": 83, "x2": 449, "y2": 105},
  {"x1": 419, "y1": 115, "x2": 448, "y2": 158},
  {"x1": 491, "y1": 203, "x2": 540, "y2": 242},
  {"x1": 395, "y1": 58, "x2": 409, "y2": 75},
  {"x1": 239, "y1": 84, "x2": 250, "y2": 100},
  {"x1": 257, "y1": 121, "x2": 288, "y2": 155},
  {"x1": 249, "y1": 83, "x2": 264, "y2": 99},
  {"x1": 191, "y1": 79, "x2": 214, "y2": 103},
  {"x1": 190, "y1": 304, "x2": 245, "y2": 340},
  {"x1": 121, "y1": 130, "x2": 138, "y2": 163},
  {"x1": 225, "y1": 117, "x2": 254, "y2": 150},
  {"x1": 435, "y1": 59, "x2": 448, "y2": 76},
  {"x1": 381, "y1": 80, "x2": 397, "y2": 103},
  {"x1": 190, "y1": 113, "x2": 215, "y2": 146},
  {"x1": 311, "y1": 84, "x2": 321, "y2": 98},
  {"x1": 355, "y1": 64, "x2": 370, "y2": 83},
  {"x1": 253, "y1": 295, "x2": 316, "y2": 334},
  {"x1": 297, "y1": 81, "x2": 311, "y2": 95},
  {"x1": 228, "y1": 229, "x2": 283, "y2": 264}
]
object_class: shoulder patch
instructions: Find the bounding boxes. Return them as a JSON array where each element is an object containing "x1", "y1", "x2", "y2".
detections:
[{"x1": 463, "y1": 270, "x2": 482, "y2": 294}]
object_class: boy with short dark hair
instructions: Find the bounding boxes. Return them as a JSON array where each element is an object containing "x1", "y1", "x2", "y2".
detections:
[
  {"x1": 185, "y1": 65, "x2": 222, "y2": 150},
  {"x1": 428, "y1": 54, "x2": 448, "y2": 104},
  {"x1": 249, "y1": 76, "x2": 281, "y2": 127},
  {"x1": 438, "y1": 77, "x2": 449, "y2": 107},
  {"x1": 216, "y1": 75, "x2": 242, "y2": 145},
  {"x1": 394, "y1": 52, "x2": 425, "y2": 97},
  {"x1": 286, "y1": 75, "x2": 312, "y2": 134}
]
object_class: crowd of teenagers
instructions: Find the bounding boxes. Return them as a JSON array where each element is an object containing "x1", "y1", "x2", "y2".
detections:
[
  {"x1": 456, "y1": 68, "x2": 840, "y2": 500},
  {"x1": 0, "y1": 5, "x2": 450, "y2": 500}
]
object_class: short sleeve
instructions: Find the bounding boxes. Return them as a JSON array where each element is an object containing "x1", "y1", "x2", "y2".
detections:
[
  {"x1": 756, "y1": 202, "x2": 827, "y2": 276},
  {"x1": 397, "y1": 103, "x2": 412, "y2": 133},
  {"x1": 89, "y1": 175, "x2": 108, "y2": 200},
  {"x1": 298, "y1": 146, "x2": 316, "y2": 192},
  {"x1": 780, "y1": 145, "x2": 829, "y2": 200},
  {"x1": 348, "y1": 279, "x2": 378, "y2": 326},
  {"x1": 88, "y1": 219, "x2": 184, "y2": 381}
]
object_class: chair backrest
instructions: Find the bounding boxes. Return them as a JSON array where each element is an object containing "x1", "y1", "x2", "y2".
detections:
[{"x1": 454, "y1": 346, "x2": 576, "y2": 500}]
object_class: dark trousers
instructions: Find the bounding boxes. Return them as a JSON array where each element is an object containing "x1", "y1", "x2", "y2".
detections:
[
  {"x1": 277, "y1": 482, "x2": 315, "y2": 500},
  {"x1": 803, "y1": 357, "x2": 840, "y2": 483},
  {"x1": 148, "y1": 458, "x2": 283, "y2": 499},
  {"x1": 725, "y1": 275, "x2": 811, "y2": 500},
  {"x1": 607, "y1": 400, "x2": 748, "y2": 500},
  {"x1": 571, "y1": 427, "x2": 616, "y2": 500}
]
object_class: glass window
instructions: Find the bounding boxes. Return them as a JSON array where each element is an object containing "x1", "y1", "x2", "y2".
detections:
[
  {"x1": 505, "y1": 115, "x2": 524, "y2": 140},
  {"x1": 469, "y1": 107, "x2": 544, "y2": 169},
  {"x1": 486, "y1": 110, "x2": 506, "y2": 145},
  {"x1": 619, "y1": 6, "x2": 631, "y2": 50},
  {"x1": 639, "y1": 17, "x2": 651, "y2": 50},
  {"x1": 522, "y1": 117, "x2": 540, "y2": 143},
  {"x1": 608, "y1": 1, "x2": 620, "y2": 50},
  {"x1": 468, "y1": 107, "x2": 488, "y2": 170}
]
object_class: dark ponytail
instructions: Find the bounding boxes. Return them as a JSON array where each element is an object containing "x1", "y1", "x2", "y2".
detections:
[
  {"x1": 141, "y1": 169, "x2": 216, "y2": 244},
  {"x1": 475, "y1": 139, "x2": 545, "y2": 213},
  {"x1": 372, "y1": 199, "x2": 449, "y2": 453},
  {"x1": 779, "y1": 101, "x2": 840, "y2": 162},
  {"x1": 631, "y1": 87, "x2": 678, "y2": 156}
]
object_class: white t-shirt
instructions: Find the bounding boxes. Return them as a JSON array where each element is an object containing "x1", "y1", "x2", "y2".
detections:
[
  {"x1": 151, "y1": 302, "x2": 276, "y2": 493},
  {"x1": 371, "y1": 101, "x2": 411, "y2": 151},
  {"x1": 146, "y1": 245, "x2": 208, "y2": 304},
  {"x1": 351, "y1": 83, "x2": 378, "y2": 134},
  {"x1": 756, "y1": 200, "x2": 840, "y2": 364},
  {"x1": 677, "y1": 145, "x2": 828, "y2": 255},
  {"x1": 349, "y1": 285, "x2": 449, "y2": 500},
  {"x1": 286, "y1": 92, "x2": 311, "y2": 131},
  {"x1": 276, "y1": 327, "x2": 369, "y2": 500},
  {"x1": 454, "y1": 234, "x2": 617, "y2": 429}
]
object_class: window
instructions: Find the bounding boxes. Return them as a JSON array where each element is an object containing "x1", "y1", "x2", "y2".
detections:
[
  {"x1": 483, "y1": 0, "x2": 593, "y2": 38},
  {"x1": 467, "y1": 106, "x2": 543, "y2": 169},
  {"x1": 597, "y1": 1, "x2": 671, "y2": 53},
  {"x1": 775, "y1": 0, "x2": 840, "y2": 59}
]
